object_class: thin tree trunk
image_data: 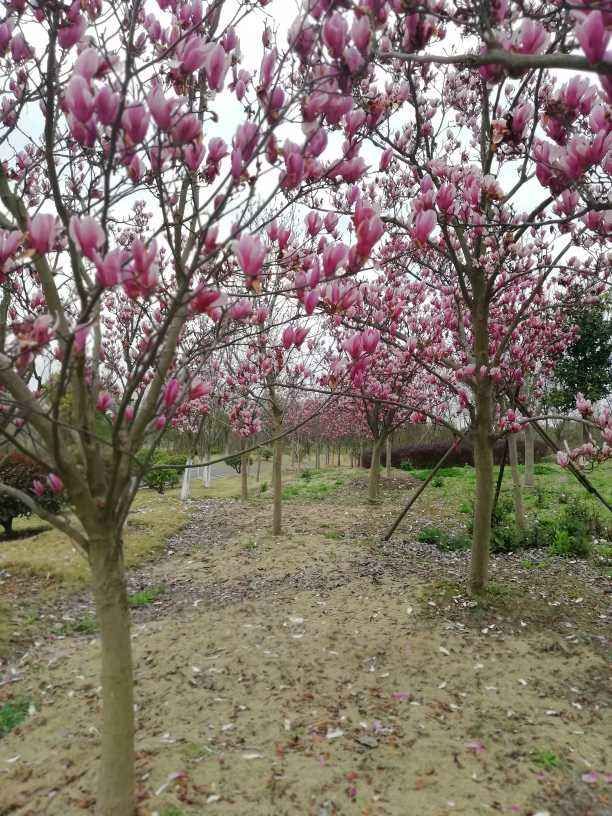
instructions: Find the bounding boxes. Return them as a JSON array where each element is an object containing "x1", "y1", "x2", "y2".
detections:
[
  {"x1": 241, "y1": 443, "x2": 248, "y2": 501},
  {"x1": 337, "y1": 445, "x2": 341, "y2": 467},
  {"x1": 180, "y1": 458, "x2": 191, "y2": 500},
  {"x1": 272, "y1": 435, "x2": 282, "y2": 535},
  {"x1": 471, "y1": 385, "x2": 494, "y2": 593},
  {"x1": 359, "y1": 439, "x2": 364, "y2": 467},
  {"x1": 508, "y1": 433, "x2": 526, "y2": 530},
  {"x1": 368, "y1": 439, "x2": 382, "y2": 502},
  {"x1": 315, "y1": 444, "x2": 320, "y2": 470},
  {"x1": 523, "y1": 424, "x2": 535, "y2": 489},
  {"x1": 89, "y1": 541, "x2": 134, "y2": 816},
  {"x1": 386, "y1": 434, "x2": 392, "y2": 477},
  {"x1": 256, "y1": 449, "x2": 262, "y2": 482}
]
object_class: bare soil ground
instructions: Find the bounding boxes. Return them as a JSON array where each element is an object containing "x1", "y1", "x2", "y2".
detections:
[{"x1": 0, "y1": 471, "x2": 610, "y2": 816}]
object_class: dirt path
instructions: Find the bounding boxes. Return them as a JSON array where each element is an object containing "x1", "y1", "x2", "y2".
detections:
[{"x1": 0, "y1": 489, "x2": 610, "y2": 816}]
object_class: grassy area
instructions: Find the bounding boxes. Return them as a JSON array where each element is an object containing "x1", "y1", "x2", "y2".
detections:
[
  {"x1": 402, "y1": 459, "x2": 611, "y2": 529},
  {"x1": 0, "y1": 489, "x2": 190, "y2": 585}
]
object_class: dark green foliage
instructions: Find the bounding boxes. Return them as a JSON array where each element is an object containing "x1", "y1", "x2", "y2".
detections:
[
  {"x1": 300, "y1": 469, "x2": 314, "y2": 481},
  {"x1": 417, "y1": 526, "x2": 444, "y2": 545},
  {"x1": 548, "y1": 301, "x2": 612, "y2": 412},
  {"x1": 368, "y1": 439, "x2": 547, "y2": 470},
  {"x1": 128, "y1": 585, "x2": 166, "y2": 607},
  {"x1": 0, "y1": 698, "x2": 30, "y2": 737},
  {"x1": 0, "y1": 453, "x2": 63, "y2": 537},
  {"x1": 139, "y1": 449, "x2": 187, "y2": 493},
  {"x1": 438, "y1": 533, "x2": 471, "y2": 552},
  {"x1": 226, "y1": 453, "x2": 242, "y2": 473}
]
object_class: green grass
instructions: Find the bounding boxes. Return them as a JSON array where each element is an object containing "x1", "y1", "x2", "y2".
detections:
[
  {"x1": 0, "y1": 490, "x2": 190, "y2": 584},
  {"x1": 281, "y1": 469, "x2": 347, "y2": 501},
  {"x1": 532, "y1": 748, "x2": 562, "y2": 770},
  {"x1": 128, "y1": 585, "x2": 166, "y2": 607},
  {"x1": 53, "y1": 614, "x2": 98, "y2": 636},
  {"x1": 0, "y1": 698, "x2": 30, "y2": 737}
]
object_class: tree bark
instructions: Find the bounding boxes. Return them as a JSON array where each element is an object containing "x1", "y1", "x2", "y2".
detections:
[
  {"x1": 240, "y1": 445, "x2": 248, "y2": 501},
  {"x1": 272, "y1": 435, "x2": 283, "y2": 535},
  {"x1": 368, "y1": 439, "x2": 382, "y2": 502},
  {"x1": 386, "y1": 434, "x2": 392, "y2": 477},
  {"x1": 508, "y1": 433, "x2": 526, "y2": 530},
  {"x1": 337, "y1": 445, "x2": 341, "y2": 467},
  {"x1": 470, "y1": 386, "x2": 494, "y2": 593},
  {"x1": 523, "y1": 424, "x2": 535, "y2": 489},
  {"x1": 89, "y1": 540, "x2": 135, "y2": 816},
  {"x1": 315, "y1": 444, "x2": 320, "y2": 470}
]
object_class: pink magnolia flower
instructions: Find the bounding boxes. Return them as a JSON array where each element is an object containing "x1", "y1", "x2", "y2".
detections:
[
  {"x1": 412, "y1": 209, "x2": 437, "y2": 243},
  {"x1": 189, "y1": 380, "x2": 210, "y2": 401},
  {"x1": 304, "y1": 288, "x2": 320, "y2": 315},
  {"x1": 32, "y1": 479, "x2": 45, "y2": 497},
  {"x1": 305, "y1": 212, "x2": 322, "y2": 236},
  {"x1": 29, "y1": 214, "x2": 59, "y2": 255},
  {"x1": 362, "y1": 328, "x2": 380, "y2": 354},
  {"x1": 576, "y1": 12, "x2": 610, "y2": 63},
  {"x1": 64, "y1": 75, "x2": 94, "y2": 123},
  {"x1": 69, "y1": 215, "x2": 105, "y2": 260},
  {"x1": 203, "y1": 43, "x2": 228, "y2": 92},
  {"x1": 556, "y1": 451, "x2": 570, "y2": 468},
  {"x1": 230, "y1": 299, "x2": 253, "y2": 320},
  {"x1": 232, "y1": 234, "x2": 267, "y2": 281},
  {"x1": 147, "y1": 85, "x2": 181, "y2": 130},
  {"x1": 322, "y1": 242, "x2": 348, "y2": 278},
  {"x1": 96, "y1": 391, "x2": 112, "y2": 412},
  {"x1": 163, "y1": 378, "x2": 180, "y2": 408},
  {"x1": 515, "y1": 19, "x2": 548, "y2": 55},
  {"x1": 0, "y1": 229, "x2": 21, "y2": 271},
  {"x1": 576, "y1": 392, "x2": 593, "y2": 415},
  {"x1": 282, "y1": 326, "x2": 295, "y2": 349},
  {"x1": 95, "y1": 248, "x2": 128, "y2": 288},
  {"x1": 73, "y1": 323, "x2": 90, "y2": 353},
  {"x1": 351, "y1": 15, "x2": 371, "y2": 53},
  {"x1": 379, "y1": 148, "x2": 393, "y2": 171},
  {"x1": 58, "y1": 14, "x2": 87, "y2": 49},
  {"x1": 47, "y1": 473, "x2": 64, "y2": 494},
  {"x1": 356, "y1": 215, "x2": 384, "y2": 257},
  {"x1": 179, "y1": 36, "x2": 208, "y2": 73},
  {"x1": 323, "y1": 12, "x2": 348, "y2": 58},
  {"x1": 154, "y1": 415, "x2": 167, "y2": 430},
  {"x1": 122, "y1": 104, "x2": 150, "y2": 144},
  {"x1": 95, "y1": 85, "x2": 120, "y2": 126}
]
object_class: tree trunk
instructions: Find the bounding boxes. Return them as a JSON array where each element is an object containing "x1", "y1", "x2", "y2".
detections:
[
  {"x1": 386, "y1": 435, "x2": 392, "y2": 477},
  {"x1": 359, "y1": 439, "x2": 364, "y2": 468},
  {"x1": 523, "y1": 424, "x2": 535, "y2": 489},
  {"x1": 337, "y1": 445, "x2": 341, "y2": 467},
  {"x1": 368, "y1": 439, "x2": 382, "y2": 502},
  {"x1": 272, "y1": 436, "x2": 283, "y2": 535},
  {"x1": 89, "y1": 540, "x2": 135, "y2": 816},
  {"x1": 241, "y1": 445, "x2": 248, "y2": 501},
  {"x1": 508, "y1": 433, "x2": 526, "y2": 530},
  {"x1": 256, "y1": 449, "x2": 262, "y2": 482},
  {"x1": 315, "y1": 444, "x2": 320, "y2": 470},
  {"x1": 180, "y1": 458, "x2": 191, "y2": 500},
  {"x1": 470, "y1": 385, "x2": 494, "y2": 593}
]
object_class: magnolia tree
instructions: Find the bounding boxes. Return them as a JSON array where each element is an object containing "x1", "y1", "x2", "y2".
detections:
[
  {"x1": 291, "y1": 0, "x2": 611, "y2": 591},
  {"x1": 0, "y1": 1, "x2": 385, "y2": 812}
]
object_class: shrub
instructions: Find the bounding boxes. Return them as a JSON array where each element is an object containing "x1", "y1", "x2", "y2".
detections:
[
  {"x1": 365, "y1": 438, "x2": 548, "y2": 469},
  {"x1": 139, "y1": 449, "x2": 187, "y2": 493},
  {"x1": 417, "y1": 526, "x2": 444, "y2": 545},
  {"x1": 300, "y1": 469, "x2": 314, "y2": 481},
  {"x1": 439, "y1": 533, "x2": 471, "y2": 552},
  {"x1": 0, "y1": 453, "x2": 63, "y2": 537}
]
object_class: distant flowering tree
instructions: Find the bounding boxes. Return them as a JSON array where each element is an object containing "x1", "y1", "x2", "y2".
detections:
[{"x1": 291, "y1": 1, "x2": 611, "y2": 591}]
